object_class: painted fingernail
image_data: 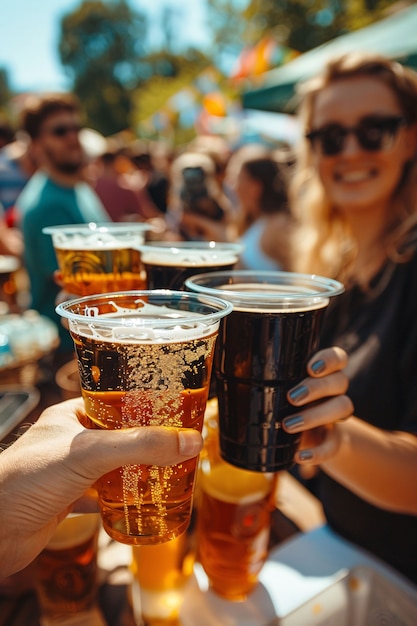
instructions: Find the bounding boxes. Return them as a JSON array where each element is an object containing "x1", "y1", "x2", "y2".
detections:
[
  {"x1": 298, "y1": 450, "x2": 313, "y2": 461},
  {"x1": 311, "y1": 359, "x2": 325, "y2": 374},
  {"x1": 178, "y1": 431, "x2": 202, "y2": 456},
  {"x1": 289, "y1": 385, "x2": 309, "y2": 403},
  {"x1": 282, "y1": 415, "x2": 304, "y2": 431}
]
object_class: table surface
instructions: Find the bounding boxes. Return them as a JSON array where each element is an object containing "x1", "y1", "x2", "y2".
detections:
[
  {"x1": 3, "y1": 385, "x2": 417, "y2": 625},
  {"x1": 0, "y1": 530, "x2": 137, "y2": 626},
  {"x1": 180, "y1": 525, "x2": 417, "y2": 626},
  {"x1": 0, "y1": 472, "x2": 322, "y2": 626}
]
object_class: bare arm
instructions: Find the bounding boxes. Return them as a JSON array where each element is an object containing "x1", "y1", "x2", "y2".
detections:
[
  {"x1": 321, "y1": 418, "x2": 417, "y2": 514},
  {"x1": 283, "y1": 347, "x2": 417, "y2": 516}
]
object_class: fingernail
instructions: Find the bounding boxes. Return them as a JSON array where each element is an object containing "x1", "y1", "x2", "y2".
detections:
[
  {"x1": 298, "y1": 450, "x2": 313, "y2": 461},
  {"x1": 311, "y1": 359, "x2": 325, "y2": 374},
  {"x1": 289, "y1": 385, "x2": 308, "y2": 403},
  {"x1": 178, "y1": 431, "x2": 202, "y2": 456},
  {"x1": 282, "y1": 415, "x2": 304, "y2": 431}
]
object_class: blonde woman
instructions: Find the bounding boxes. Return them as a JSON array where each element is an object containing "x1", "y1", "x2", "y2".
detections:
[{"x1": 284, "y1": 52, "x2": 417, "y2": 584}]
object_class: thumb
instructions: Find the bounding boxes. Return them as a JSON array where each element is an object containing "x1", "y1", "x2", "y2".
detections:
[{"x1": 70, "y1": 423, "x2": 203, "y2": 480}]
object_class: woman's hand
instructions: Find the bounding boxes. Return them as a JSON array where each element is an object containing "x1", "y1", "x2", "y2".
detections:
[
  {"x1": 0, "y1": 398, "x2": 203, "y2": 580},
  {"x1": 283, "y1": 346, "x2": 354, "y2": 465}
]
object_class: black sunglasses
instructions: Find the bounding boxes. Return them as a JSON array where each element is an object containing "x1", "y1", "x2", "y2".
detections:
[
  {"x1": 46, "y1": 124, "x2": 83, "y2": 138},
  {"x1": 306, "y1": 115, "x2": 407, "y2": 156}
]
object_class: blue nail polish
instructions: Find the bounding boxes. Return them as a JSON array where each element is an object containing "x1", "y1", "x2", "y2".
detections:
[
  {"x1": 311, "y1": 359, "x2": 325, "y2": 374},
  {"x1": 299, "y1": 450, "x2": 313, "y2": 461},
  {"x1": 283, "y1": 415, "x2": 304, "y2": 431},
  {"x1": 289, "y1": 385, "x2": 308, "y2": 402}
]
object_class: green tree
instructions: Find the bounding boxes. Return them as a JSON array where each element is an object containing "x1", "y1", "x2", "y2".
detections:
[
  {"x1": 207, "y1": 0, "x2": 250, "y2": 63},
  {"x1": 243, "y1": 0, "x2": 406, "y2": 53},
  {"x1": 58, "y1": 0, "x2": 147, "y2": 135},
  {"x1": 206, "y1": 0, "x2": 408, "y2": 59},
  {"x1": 0, "y1": 68, "x2": 13, "y2": 114},
  {"x1": 132, "y1": 49, "x2": 214, "y2": 146}
]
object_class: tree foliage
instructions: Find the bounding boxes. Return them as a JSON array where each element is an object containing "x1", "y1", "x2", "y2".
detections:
[
  {"x1": 58, "y1": 0, "x2": 147, "y2": 135},
  {"x1": 131, "y1": 49, "x2": 215, "y2": 145},
  {"x1": 53, "y1": 0, "x2": 411, "y2": 140},
  {"x1": 0, "y1": 69, "x2": 12, "y2": 115},
  {"x1": 206, "y1": 0, "x2": 408, "y2": 57}
]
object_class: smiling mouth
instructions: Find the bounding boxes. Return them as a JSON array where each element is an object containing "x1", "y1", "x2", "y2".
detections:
[{"x1": 334, "y1": 169, "x2": 377, "y2": 182}]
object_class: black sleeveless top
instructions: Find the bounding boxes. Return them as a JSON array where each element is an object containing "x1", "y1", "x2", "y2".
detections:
[{"x1": 318, "y1": 242, "x2": 417, "y2": 584}]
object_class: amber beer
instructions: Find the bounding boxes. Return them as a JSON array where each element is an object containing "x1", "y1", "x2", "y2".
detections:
[
  {"x1": 197, "y1": 461, "x2": 276, "y2": 601},
  {"x1": 56, "y1": 291, "x2": 232, "y2": 545},
  {"x1": 185, "y1": 271, "x2": 344, "y2": 472},
  {"x1": 43, "y1": 223, "x2": 150, "y2": 296},
  {"x1": 139, "y1": 242, "x2": 243, "y2": 290},
  {"x1": 130, "y1": 533, "x2": 193, "y2": 625},
  {"x1": 35, "y1": 514, "x2": 100, "y2": 621},
  {"x1": 54, "y1": 244, "x2": 145, "y2": 295}
]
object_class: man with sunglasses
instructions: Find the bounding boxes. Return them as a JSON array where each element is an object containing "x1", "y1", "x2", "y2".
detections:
[{"x1": 15, "y1": 92, "x2": 109, "y2": 358}]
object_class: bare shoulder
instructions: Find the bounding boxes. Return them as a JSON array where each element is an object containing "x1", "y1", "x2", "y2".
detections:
[{"x1": 260, "y1": 214, "x2": 294, "y2": 269}]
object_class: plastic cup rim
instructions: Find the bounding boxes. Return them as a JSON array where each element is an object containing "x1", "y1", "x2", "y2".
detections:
[
  {"x1": 43, "y1": 221, "x2": 153, "y2": 236},
  {"x1": 138, "y1": 240, "x2": 244, "y2": 254},
  {"x1": 184, "y1": 269, "x2": 344, "y2": 304},
  {"x1": 55, "y1": 289, "x2": 233, "y2": 327}
]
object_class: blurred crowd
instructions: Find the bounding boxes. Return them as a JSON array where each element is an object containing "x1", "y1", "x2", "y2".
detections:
[
  {"x1": 0, "y1": 91, "x2": 294, "y2": 299},
  {"x1": 0, "y1": 91, "x2": 294, "y2": 363}
]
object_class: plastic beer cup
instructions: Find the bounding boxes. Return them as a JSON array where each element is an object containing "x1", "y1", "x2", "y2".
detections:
[
  {"x1": 139, "y1": 241, "x2": 243, "y2": 291},
  {"x1": 43, "y1": 222, "x2": 151, "y2": 296},
  {"x1": 56, "y1": 290, "x2": 232, "y2": 545},
  {"x1": 185, "y1": 270, "x2": 344, "y2": 472}
]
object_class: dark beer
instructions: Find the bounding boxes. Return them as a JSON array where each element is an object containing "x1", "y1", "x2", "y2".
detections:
[
  {"x1": 215, "y1": 302, "x2": 327, "y2": 472},
  {"x1": 144, "y1": 255, "x2": 237, "y2": 290},
  {"x1": 185, "y1": 271, "x2": 344, "y2": 472},
  {"x1": 140, "y1": 243, "x2": 242, "y2": 290}
]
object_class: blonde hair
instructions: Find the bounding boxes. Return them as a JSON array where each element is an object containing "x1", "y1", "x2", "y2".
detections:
[{"x1": 290, "y1": 52, "x2": 417, "y2": 280}]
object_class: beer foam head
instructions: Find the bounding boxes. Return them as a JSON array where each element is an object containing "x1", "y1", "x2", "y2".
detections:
[
  {"x1": 202, "y1": 463, "x2": 272, "y2": 505},
  {"x1": 139, "y1": 242, "x2": 243, "y2": 267},
  {"x1": 56, "y1": 291, "x2": 232, "y2": 344},
  {"x1": 43, "y1": 223, "x2": 151, "y2": 249},
  {"x1": 186, "y1": 270, "x2": 344, "y2": 312},
  {"x1": 142, "y1": 250, "x2": 238, "y2": 268},
  {"x1": 46, "y1": 514, "x2": 99, "y2": 550}
]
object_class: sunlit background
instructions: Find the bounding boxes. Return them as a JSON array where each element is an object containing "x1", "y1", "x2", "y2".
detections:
[{"x1": 1, "y1": 0, "x2": 415, "y2": 146}]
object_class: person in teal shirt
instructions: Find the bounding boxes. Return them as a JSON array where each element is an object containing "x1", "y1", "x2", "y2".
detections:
[{"x1": 16, "y1": 93, "x2": 109, "y2": 357}]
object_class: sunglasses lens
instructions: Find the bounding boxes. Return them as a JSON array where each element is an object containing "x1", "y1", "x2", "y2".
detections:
[
  {"x1": 319, "y1": 126, "x2": 346, "y2": 156},
  {"x1": 357, "y1": 118, "x2": 402, "y2": 151},
  {"x1": 308, "y1": 116, "x2": 405, "y2": 155},
  {"x1": 50, "y1": 125, "x2": 81, "y2": 137}
]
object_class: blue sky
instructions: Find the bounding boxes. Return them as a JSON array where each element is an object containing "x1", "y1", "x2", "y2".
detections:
[{"x1": 1, "y1": 0, "x2": 213, "y2": 93}]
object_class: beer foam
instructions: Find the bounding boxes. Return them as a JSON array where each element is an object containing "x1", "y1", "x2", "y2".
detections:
[
  {"x1": 202, "y1": 464, "x2": 272, "y2": 505},
  {"x1": 142, "y1": 250, "x2": 238, "y2": 267},
  {"x1": 54, "y1": 232, "x2": 142, "y2": 250},
  {"x1": 217, "y1": 283, "x2": 329, "y2": 312},
  {"x1": 70, "y1": 299, "x2": 218, "y2": 343},
  {"x1": 46, "y1": 514, "x2": 99, "y2": 550}
]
